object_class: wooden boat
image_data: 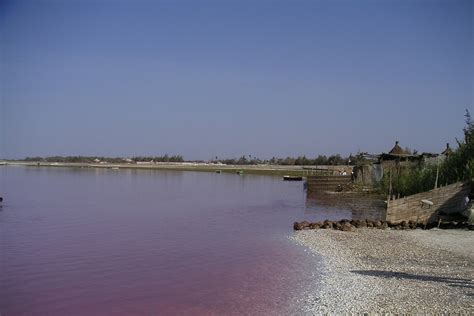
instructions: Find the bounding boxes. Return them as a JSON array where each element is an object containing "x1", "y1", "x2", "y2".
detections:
[
  {"x1": 215, "y1": 170, "x2": 221, "y2": 174},
  {"x1": 283, "y1": 176, "x2": 303, "y2": 181},
  {"x1": 236, "y1": 171, "x2": 244, "y2": 175}
]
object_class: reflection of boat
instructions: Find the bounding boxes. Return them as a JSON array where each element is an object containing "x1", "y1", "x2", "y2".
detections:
[
  {"x1": 283, "y1": 176, "x2": 303, "y2": 181},
  {"x1": 216, "y1": 170, "x2": 221, "y2": 174}
]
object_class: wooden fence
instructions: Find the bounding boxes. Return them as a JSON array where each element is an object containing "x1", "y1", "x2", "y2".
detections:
[
  {"x1": 386, "y1": 181, "x2": 471, "y2": 223},
  {"x1": 306, "y1": 175, "x2": 352, "y2": 192}
]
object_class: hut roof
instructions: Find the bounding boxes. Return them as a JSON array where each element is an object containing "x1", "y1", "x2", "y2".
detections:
[
  {"x1": 441, "y1": 143, "x2": 453, "y2": 156},
  {"x1": 388, "y1": 141, "x2": 408, "y2": 155}
]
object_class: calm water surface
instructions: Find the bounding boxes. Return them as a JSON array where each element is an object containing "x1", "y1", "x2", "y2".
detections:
[{"x1": 0, "y1": 166, "x2": 322, "y2": 315}]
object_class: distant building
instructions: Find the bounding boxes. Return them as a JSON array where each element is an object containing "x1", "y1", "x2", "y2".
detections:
[
  {"x1": 417, "y1": 143, "x2": 453, "y2": 166},
  {"x1": 388, "y1": 141, "x2": 408, "y2": 156},
  {"x1": 136, "y1": 161, "x2": 155, "y2": 165},
  {"x1": 379, "y1": 141, "x2": 418, "y2": 168}
]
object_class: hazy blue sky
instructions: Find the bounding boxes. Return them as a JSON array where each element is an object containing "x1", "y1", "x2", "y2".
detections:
[{"x1": 1, "y1": 0, "x2": 472, "y2": 159}]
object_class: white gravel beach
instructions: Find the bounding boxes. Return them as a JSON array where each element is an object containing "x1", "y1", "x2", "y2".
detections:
[{"x1": 292, "y1": 229, "x2": 474, "y2": 314}]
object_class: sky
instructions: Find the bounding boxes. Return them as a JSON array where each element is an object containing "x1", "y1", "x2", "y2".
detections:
[{"x1": 1, "y1": 0, "x2": 472, "y2": 160}]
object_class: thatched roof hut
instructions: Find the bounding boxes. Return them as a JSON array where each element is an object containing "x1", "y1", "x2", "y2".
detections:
[
  {"x1": 388, "y1": 141, "x2": 408, "y2": 156},
  {"x1": 378, "y1": 141, "x2": 419, "y2": 168}
]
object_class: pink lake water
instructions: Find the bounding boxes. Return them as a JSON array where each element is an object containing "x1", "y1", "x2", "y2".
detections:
[{"x1": 0, "y1": 166, "x2": 323, "y2": 315}]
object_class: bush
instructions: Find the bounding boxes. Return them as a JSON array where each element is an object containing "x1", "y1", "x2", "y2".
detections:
[
  {"x1": 385, "y1": 165, "x2": 438, "y2": 197},
  {"x1": 440, "y1": 110, "x2": 474, "y2": 183}
]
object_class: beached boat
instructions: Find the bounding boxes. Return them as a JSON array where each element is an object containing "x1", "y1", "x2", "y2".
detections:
[{"x1": 283, "y1": 176, "x2": 303, "y2": 181}]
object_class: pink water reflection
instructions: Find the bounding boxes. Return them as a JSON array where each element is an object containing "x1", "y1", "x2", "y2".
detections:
[{"x1": 0, "y1": 167, "x2": 320, "y2": 315}]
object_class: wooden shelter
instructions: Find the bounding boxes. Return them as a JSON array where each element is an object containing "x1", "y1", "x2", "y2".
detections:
[
  {"x1": 389, "y1": 141, "x2": 408, "y2": 155},
  {"x1": 379, "y1": 141, "x2": 418, "y2": 162}
]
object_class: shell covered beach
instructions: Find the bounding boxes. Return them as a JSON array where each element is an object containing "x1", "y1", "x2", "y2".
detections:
[{"x1": 292, "y1": 228, "x2": 474, "y2": 314}]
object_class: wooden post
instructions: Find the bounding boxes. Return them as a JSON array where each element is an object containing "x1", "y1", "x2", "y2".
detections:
[
  {"x1": 434, "y1": 156, "x2": 439, "y2": 189},
  {"x1": 389, "y1": 167, "x2": 393, "y2": 198},
  {"x1": 397, "y1": 159, "x2": 401, "y2": 177}
]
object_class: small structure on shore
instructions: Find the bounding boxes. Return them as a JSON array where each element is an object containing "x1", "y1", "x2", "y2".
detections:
[
  {"x1": 306, "y1": 175, "x2": 353, "y2": 192},
  {"x1": 388, "y1": 140, "x2": 407, "y2": 155},
  {"x1": 378, "y1": 141, "x2": 420, "y2": 169}
]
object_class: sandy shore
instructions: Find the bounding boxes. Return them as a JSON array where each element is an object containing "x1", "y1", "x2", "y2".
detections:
[{"x1": 292, "y1": 229, "x2": 474, "y2": 314}]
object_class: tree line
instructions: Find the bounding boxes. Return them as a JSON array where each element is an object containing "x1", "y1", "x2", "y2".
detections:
[
  {"x1": 21, "y1": 154, "x2": 356, "y2": 165},
  {"x1": 217, "y1": 154, "x2": 351, "y2": 166},
  {"x1": 22, "y1": 155, "x2": 185, "y2": 163}
]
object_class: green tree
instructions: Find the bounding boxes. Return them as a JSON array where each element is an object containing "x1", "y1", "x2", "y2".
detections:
[{"x1": 440, "y1": 109, "x2": 474, "y2": 182}]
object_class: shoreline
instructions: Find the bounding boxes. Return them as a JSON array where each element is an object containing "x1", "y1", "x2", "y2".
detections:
[
  {"x1": 291, "y1": 229, "x2": 474, "y2": 314},
  {"x1": 0, "y1": 161, "x2": 343, "y2": 177}
]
